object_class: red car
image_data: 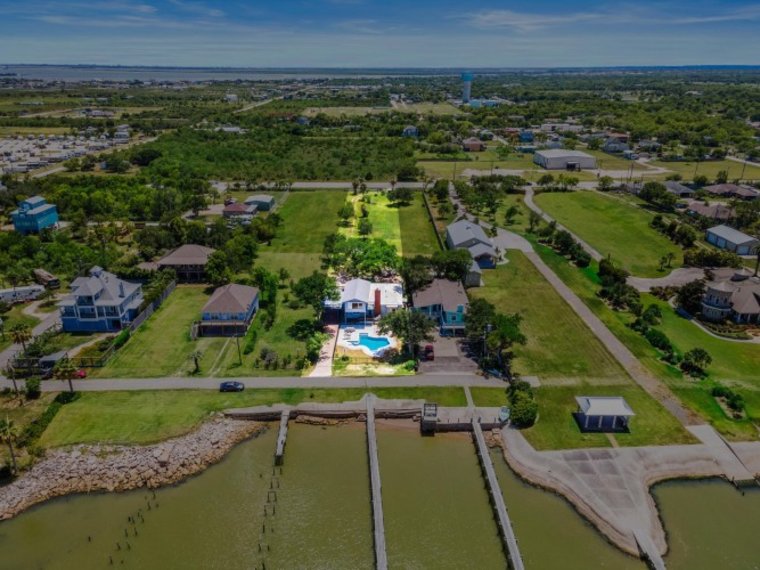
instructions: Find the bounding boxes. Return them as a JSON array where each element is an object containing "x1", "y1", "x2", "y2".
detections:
[
  {"x1": 75, "y1": 369, "x2": 87, "y2": 379},
  {"x1": 423, "y1": 344, "x2": 435, "y2": 361}
]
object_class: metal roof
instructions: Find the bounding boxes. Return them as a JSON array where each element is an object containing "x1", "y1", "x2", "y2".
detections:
[
  {"x1": 575, "y1": 396, "x2": 635, "y2": 417},
  {"x1": 707, "y1": 225, "x2": 758, "y2": 246}
]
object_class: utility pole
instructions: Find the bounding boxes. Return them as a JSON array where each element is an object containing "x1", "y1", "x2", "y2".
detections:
[{"x1": 236, "y1": 334, "x2": 242, "y2": 365}]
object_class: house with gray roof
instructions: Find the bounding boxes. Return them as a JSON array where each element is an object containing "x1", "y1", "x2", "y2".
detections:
[
  {"x1": 704, "y1": 184, "x2": 759, "y2": 201},
  {"x1": 705, "y1": 225, "x2": 759, "y2": 255},
  {"x1": 157, "y1": 244, "x2": 216, "y2": 282},
  {"x1": 445, "y1": 220, "x2": 497, "y2": 269},
  {"x1": 412, "y1": 279, "x2": 469, "y2": 334},
  {"x1": 198, "y1": 283, "x2": 259, "y2": 336},
  {"x1": 664, "y1": 180, "x2": 695, "y2": 197},
  {"x1": 701, "y1": 269, "x2": 760, "y2": 323},
  {"x1": 59, "y1": 266, "x2": 143, "y2": 332}
]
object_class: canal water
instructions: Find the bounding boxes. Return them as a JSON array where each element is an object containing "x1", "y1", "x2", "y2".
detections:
[
  {"x1": 377, "y1": 424, "x2": 506, "y2": 569},
  {"x1": 2, "y1": 423, "x2": 760, "y2": 570},
  {"x1": 489, "y1": 448, "x2": 645, "y2": 569},
  {"x1": 654, "y1": 479, "x2": 760, "y2": 569}
]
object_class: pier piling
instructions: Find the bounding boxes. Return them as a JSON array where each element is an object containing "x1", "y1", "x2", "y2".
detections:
[
  {"x1": 274, "y1": 411, "x2": 290, "y2": 466},
  {"x1": 471, "y1": 422, "x2": 525, "y2": 570},
  {"x1": 366, "y1": 396, "x2": 388, "y2": 570}
]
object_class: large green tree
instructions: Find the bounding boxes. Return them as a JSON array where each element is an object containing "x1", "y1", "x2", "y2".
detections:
[{"x1": 377, "y1": 309, "x2": 436, "y2": 357}]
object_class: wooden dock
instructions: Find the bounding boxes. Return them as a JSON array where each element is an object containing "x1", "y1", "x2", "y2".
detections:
[
  {"x1": 472, "y1": 421, "x2": 525, "y2": 570},
  {"x1": 366, "y1": 396, "x2": 388, "y2": 570},
  {"x1": 634, "y1": 529, "x2": 667, "y2": 570},
  {"x1": 274, "y1": 410, "x2": 289, "y2": 466}
]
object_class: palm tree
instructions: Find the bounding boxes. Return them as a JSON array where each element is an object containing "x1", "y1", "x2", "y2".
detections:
[
  {"x1": 666, "y1": 252, "x2": 675, "y2": 268},
  {"x1": 53, "y1": 356, "x2": 78, "y2": 393},
  {"x1": 190, "y1": 351, "x2": 203, "y2": 374},
  {"x1": 10, "y1": 323, "x2": 32, "y2": 352},
  {"x1": 0, "y1": 416, "x2": 19, "y2": 475}
]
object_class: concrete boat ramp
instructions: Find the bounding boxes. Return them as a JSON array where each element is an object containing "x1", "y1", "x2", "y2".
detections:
[{"x1": 500, "y1": 425, "x2": 760, "y2": 567}]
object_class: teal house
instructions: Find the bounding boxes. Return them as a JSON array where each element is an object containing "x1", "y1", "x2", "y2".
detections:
[
  {"x1": 12, "y1": 196, "x2": 59, "y2": 234},
  {"x1": 412, "y1": 279, "x2": 469, "y2": 335}
]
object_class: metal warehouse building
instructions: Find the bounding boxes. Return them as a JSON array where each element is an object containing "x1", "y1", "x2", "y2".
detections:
[{"x1": 533, "y1": 149, "x2": 597, "y2": 170}]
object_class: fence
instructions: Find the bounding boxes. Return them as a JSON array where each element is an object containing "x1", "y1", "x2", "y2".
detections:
[
  {"x1": 421, "y1": 190, "x2": 446, "y2": 251},
  {"x1": 9, "y1": 281, "x2": 177, "y2": 373},
  {"x1": 129, "y1": 280, "x2": 177, "y2": 333}
]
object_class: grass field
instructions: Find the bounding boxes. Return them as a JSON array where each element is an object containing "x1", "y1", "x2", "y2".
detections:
[
  {"x1": 532, "y1": 239, "x2": 760, "y2": 440},
  {"x1": 94, "y1": 286, "x2": 225, "y2": 378},
  {"x1": 39, "y1": 387, "x2": 467, "y2": 446},
  {"x1": 470, "y1": 385, "x2": 695, "y2": 449},
  {"x1": 584, "y1": 149, "x2": 649, "y2": 171},
  {"x1": 341, "y1": 192, "x2": 440, "y2": 257},
  {"x1": 534, "y1": 191, "x2": 682, "y2": 277},
  {"x1": 469, "y1": 251, "x2": 626, "y2": 383},
  {"x1": 0, "y1": 392, "x2": 57, "y2": 466},
  {"x1": 264, "y1": 190, "x2": 348, "y2": 254},
  {"x1": 650, "y1": 159, "x2": 760, "y2": 182},
  {"x1": 303, "y1": 106, "x2": 392, "y2": 117},
  {"x1": 217, "y1": 190, "x2": 349, "y2": 375}
]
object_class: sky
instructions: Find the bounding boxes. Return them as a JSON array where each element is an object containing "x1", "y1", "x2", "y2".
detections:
[{"x1": 1, "y1": 0, "x2": 759, "y2": 68}]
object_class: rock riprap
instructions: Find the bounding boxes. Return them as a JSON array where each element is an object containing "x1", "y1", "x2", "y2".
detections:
[{"x1": 0, "y1": 416, "x2": 264, "y2": 521}]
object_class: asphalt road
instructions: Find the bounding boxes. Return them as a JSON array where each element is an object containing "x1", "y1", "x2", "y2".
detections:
[{"x1": 0, "y1": 373, "x2": 505, "y2": 393}]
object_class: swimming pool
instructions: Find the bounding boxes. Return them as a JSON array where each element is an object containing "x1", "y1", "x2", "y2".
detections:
[{"x1": 354, "y1": 333, "x2": 391, "y2": 353}]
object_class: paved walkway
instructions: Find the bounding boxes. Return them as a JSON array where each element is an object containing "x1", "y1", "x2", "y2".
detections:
[
  {"x1": 524, "y1": 249, "x2": 697, "y2": 425},
  {"x1": 0, "y1": 373, "x2": 505, "y2": 393},
  {"x1": 0, "y1": 310, "x2": 60, "y2": 371},
  {"x1": 628, "y1": 268, "x2": 707, "y2": 292},
  {"x1": 308, "y1": 324, "x2": 338, "y2": 377}
]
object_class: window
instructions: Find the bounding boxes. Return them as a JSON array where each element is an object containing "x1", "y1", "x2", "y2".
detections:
[{"x1": 350, "y1": 302, "x2": 363, "y2": 310}]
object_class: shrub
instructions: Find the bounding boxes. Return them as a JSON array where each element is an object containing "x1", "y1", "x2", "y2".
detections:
[
  {"x1": 644, "y1": 328, "x2": 673, "y2": 353},
  {"x1": 113, "y1": 329, "x2": 131, "y2": 350},
  {"x1": 25, "y1": 377, "x2": 41, "y2": 400},
  {"x1": 510, "y1": 391, "x2": 538, "y2": 427}
]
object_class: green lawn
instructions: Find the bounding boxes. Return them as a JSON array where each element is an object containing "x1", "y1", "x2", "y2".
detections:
[
  {"x1": 649, "y1": 159, "x2": 760, "y2": 182},
  {"x1": 470, "y1": 251, "x2": 626, "y2": 384},
  {"x1": 265, "y1": 190, "x2": 348, "y2": 253},
  {"x1": 94, "y1": 286, "x2": 225, "y2": 378},
  {"x1": 341, "y1": 192, "x2": 439, "y2": 257},
  {"x1": 534, "y1": 191, "x2": 682, "y2": 277},
  {"x1": 39, "y1": 388, "x2": 466, "y2": 447},
  {"x1": 531, "y1": 239, "x2": 760, "y2": 440},
  {"x1": 584, "y1": 149, "x2": 649, "y2": 171},
  {"x1": 471, "y1": 385, "x2": 696, "y2": 450}
]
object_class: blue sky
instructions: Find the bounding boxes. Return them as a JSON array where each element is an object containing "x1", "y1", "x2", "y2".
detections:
[{"x1": 1, "y1": 0, "x2": 759, "y2": 67}]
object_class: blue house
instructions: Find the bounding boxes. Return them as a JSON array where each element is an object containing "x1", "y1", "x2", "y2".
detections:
[
  {"x1": 11, "y1": 196, "x2": 58, "y2": 235},
  {"x1": 59, "y1": 267, "x2": 143, "y2": 332},
  {"x1": 519, "y1": 130, "x2": 534, "y2": 143},
  {"x1": 198, "y1": 283, "x2": 259, "y2": 336},
  {"x1": 402, "y1": 125, "x2": 419, "y2": 138},
  {"x1": 412, "y1": 279, "x2": 469, "y2": 335},
  {"x1": 445, "y1": 220, "x2": 498, "y2": 269}
]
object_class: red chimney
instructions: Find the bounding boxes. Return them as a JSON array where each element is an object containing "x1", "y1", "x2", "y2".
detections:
[{"x1": 374, "y1": 288, "x2": 382, "y2": 317}]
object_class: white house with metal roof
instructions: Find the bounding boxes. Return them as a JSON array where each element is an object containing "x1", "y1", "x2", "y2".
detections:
[{"x1": 325, "y1": 278, "x2": 404, "y2": 324}]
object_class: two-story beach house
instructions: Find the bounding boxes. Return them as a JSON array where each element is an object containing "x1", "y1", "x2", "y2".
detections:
[
  {"x1": 59, "y1": 267, "x2": 143, "y2": 332},
  {"x1": 412, "y1": 279, "x2": 469, "y2": 335},
  {"x1": 11, "y1": 196, "x2": 58, "y2": 235},
  {"x1": 198, "y1": 284, "x2": 260, "y2": 337}
]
